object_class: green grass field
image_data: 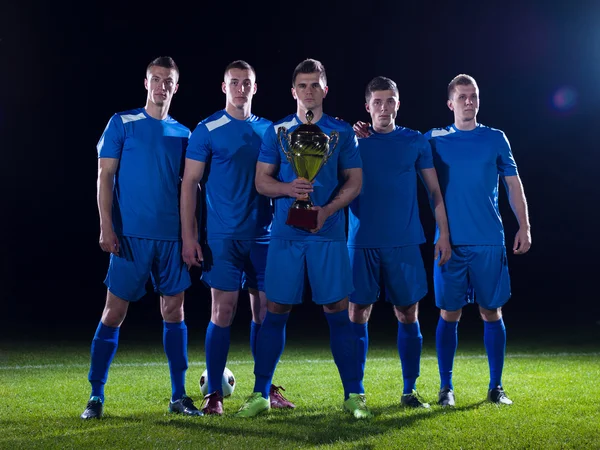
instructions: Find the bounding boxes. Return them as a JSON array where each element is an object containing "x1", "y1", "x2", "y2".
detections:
[{"x1": 1, "y1": 328, "x2": 599, "y2": 450}]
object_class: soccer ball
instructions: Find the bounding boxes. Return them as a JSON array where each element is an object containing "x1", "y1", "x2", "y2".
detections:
[{"x1": 199, "y1": 367, "x2": 236, "y2": 397}]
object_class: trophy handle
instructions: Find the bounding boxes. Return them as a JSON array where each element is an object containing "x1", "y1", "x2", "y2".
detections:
[
  {"x1": 323, "y1": 131, "x2": 339, "y2": 165},
  {"x1": 277, "y1": 126, "x2": 293, "y2": 163}
]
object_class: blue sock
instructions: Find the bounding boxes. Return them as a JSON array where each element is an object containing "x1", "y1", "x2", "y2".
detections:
[
  {"x1": 163, "y1": 321, "x2": 189, "y2": 401},
  {"x1": 352, "y1": 322, "x2": 369, "y2": 390},
  {"x1": 436, "y1": 317, "x2": 458, "y2": 390},
  {"x1": 88, "y1": 321, "x2": 119, "y2": 402},
  {"x1": 397, "y1": 321, "x2": 422, "y2": 395},
  {"x1": 253, "y1": 311, "x2": 289, "y2": 398},
  {"x1": 250, "y1": 321, "x2": 261, "y2": 361},
  {"x1": 326, "y1": 310, "x2": 363, "y2": 400},
  {"x1": 484, "y1": 318, "x2": 506, "y2": 389},
  {"x1": 205, "y1": 321, "x2": 231, "y2": 396}
]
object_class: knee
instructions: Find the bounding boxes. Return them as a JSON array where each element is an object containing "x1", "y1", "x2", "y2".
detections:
[
  {"x1": 480, "y1": 307, "x2": 502, "y2": 322},
  {"x1": 349, "y1": 303, "x2": 371, "y2": 324},
  {"x1": 161, "y1": 294, "x2": 185, "y2": 322},
  {"x1": 395, "y1": 304, "x2": 418, "y2": 324},
  {"x1": 102, "y1": 292, "x2": 129, "y2": 327},
  {"x1": 441, "y1": 309, "x2": 462, "y2": 322},
  {"x1": 323, "y1": 297, "x2": 349, "y2": 314},
  {"x1": 267, "y1": 300, "x2": 292, "y2": 315}
]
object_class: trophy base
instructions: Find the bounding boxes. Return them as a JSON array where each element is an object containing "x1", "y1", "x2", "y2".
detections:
[{"x1": 286, "y1": 201, "x2": 318, "y2": 230}]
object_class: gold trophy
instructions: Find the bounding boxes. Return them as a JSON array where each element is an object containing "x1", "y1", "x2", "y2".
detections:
[{"x1": 277, "y1": 110, "x2": 339, "y2": 229}]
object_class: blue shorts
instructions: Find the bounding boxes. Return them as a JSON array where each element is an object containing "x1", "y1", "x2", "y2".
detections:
[
  {"x1": 104, "y1": 236, "x2": 191, "y2": 302},
  {"x1": 434, "y1": 245, "x2": 511, "y2": 311},
  {"x1": 349, "y1": 245, "x2": 427, "y2": 307},
  {"x1": 265, "y1": 239, "x2": 353, "y2": 305},
  {"x1": 201, "y1": 239, "x2": 267, "y2": 292}
]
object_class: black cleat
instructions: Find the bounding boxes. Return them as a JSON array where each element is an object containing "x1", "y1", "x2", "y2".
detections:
[
  {"x1": 169, "y1": 395, "x2": 204, "y2": 416},
  {"x1": 438, "y1": 387, "x2": 455, "y2": 407},
  {"x1": 81, "y1": 396, "x2": 103, "y2": 419},
  {"x1": 401, "y1": 390, "x2": 430, "y2": 408},
  {"x1": 488, "y1": 386, "x2": 513, "y2": 405}
]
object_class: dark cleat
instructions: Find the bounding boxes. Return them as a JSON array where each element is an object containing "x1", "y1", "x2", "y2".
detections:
[
  {"x1": 201, "y1": 391, "x2": 224, "y2": 415},
  {"x1": 438, "y1": 387, "x2": 455, "y2": 407},
  {"x1": 81, "y1": 396, "x2": 103, "y2": 420},
  {"x1": 269, "y1": 385, "x2": 295, "y2": 409},
  {"x1": 169, "y1": 395, "x2": 203, "y2": 416},
  {"x1": 401, "y1": 390, "x2": 430, "y2": 408},
  {"x1": 488, "y1": 386, "x2": 513, "y2": 405}
]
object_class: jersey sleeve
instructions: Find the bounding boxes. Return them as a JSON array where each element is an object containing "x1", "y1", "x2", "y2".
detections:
[
  {"x1": 186, "y1": 124, "x2": 211, "y2": 162},
  {"x1": 496, "y1": 131, "x2": 518, "y2": 176},
  {"x1": 415, "y1": 133, "x2": 434, "y2": 170},
  {"x1": 338, "y1": 126, "x2": 362, "y2": 170},
  {"x1": 258, "y1": 126, "x2": 281, "y2": 165},
  {"x1": 97, "y1": 114, "x2": 125, "y2": 159}
]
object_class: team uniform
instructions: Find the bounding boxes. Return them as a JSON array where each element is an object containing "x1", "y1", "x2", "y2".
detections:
[
  {"x1": 186, "y1": 110, "x2": 272, "y2": 292},
  {"x1": 348, "y1": 126, "x2": 432, "y2": 306},
  {"x1": 425, "y1": 122, "x2": 518, "y2": 397},
  {"x1": 85, "y1": 107, "x2": 194, "y2": 416},
  {"x1": 239, "y1": 114, "x2": 365, "y2": 416},
  {"x1": 186, "y1": 110, "x2": 272, "y2": 399},
  {"x1": 99, "y1": 108, "x2": 192, "y2": 300},
  {"x1": 259, "y1": 114, "x2": 361, "y2": 304},
  {"x1": 425, "y1": 123, "x2": 517, "y2": 310},
  {"x1": 347, "y1": 126, "x2": 432, "y2": 401}
]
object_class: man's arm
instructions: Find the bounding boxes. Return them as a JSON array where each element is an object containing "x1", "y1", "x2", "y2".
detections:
[
  {"x1": 311, "y1": 167, "x2": 362, "y2": 232},
  {"x1": 420, "y1": 167, "x2": 451, "y2": 265},
  {"x1": 97, "y1": 157, "x2": 120, "y2": 254},
  {"x1": 504, "y1": 175, "x2": 531, "y2": 254},
  {"x1": 180, "y1": 158, "x2": 205, "y2": 267},
  {"x1": 255, "y1": 161, "x2": 313, "y2": 199}
]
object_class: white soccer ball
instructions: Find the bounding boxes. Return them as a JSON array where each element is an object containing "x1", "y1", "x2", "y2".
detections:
[{"x1": 199, "y1": 367, "x2": 236, "y2": 397}]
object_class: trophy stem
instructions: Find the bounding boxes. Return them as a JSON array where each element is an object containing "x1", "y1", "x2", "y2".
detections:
[{"x1": 290, "y1": 196, "x2": 314, "y2": 210}]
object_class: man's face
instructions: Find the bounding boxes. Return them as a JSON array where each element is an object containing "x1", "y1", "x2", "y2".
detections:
[
  {"x1": 366, "y1": 89, "x2": 399, "y2": 129},
  {"x1": 144, "y1": 66, "x2": 178, "y2": 107},
  {"x1": 448, "y1": 84, "x2": 479, "y2": 123},
  {"x1": 292, "y1": 72, "x2": 328, "y2": 111},
  {"x1": 222, "y1": 68, "x2": 257, "y2": 109}
]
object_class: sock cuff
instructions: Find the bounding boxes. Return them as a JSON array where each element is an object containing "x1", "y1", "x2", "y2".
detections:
[
  {"x1": 484, "y1": 318, "x2": 505, "y2": 330},
  {"x1": 164, "y1": 320, "x2": 186, "y2": 330},
  {"x1": 325, "y1": 309, "x2": 350, "y2": 326},
  {"x1": 97, "y1": 321, "x2": 120, "y2": 339},
  {"x1": 439, "y1": 317, "x2": 459, "y2": 329},
  {"x1": 264, "y1": 310, "x2": 290, "y2": 325},
  {"x1": 398, "y1": 321, "x2": 420, "y2": 336}
]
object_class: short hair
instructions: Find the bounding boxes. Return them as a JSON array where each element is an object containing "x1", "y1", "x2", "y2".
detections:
[
  {"x1": 365, "y1": 76, "x2": 399, "y2": 102},
  {"x1": 146, "y1": 56, "x2": 179, "y2": 79},
  {"x1": 224, "y1": 60, "x2": 256, "y2": 79},
  {"x1": 448, "y1": 74, "x2": 478, "y2": 99},
  {"x1": 292, "y1": 58, "x2": 327, "y2": 87}
]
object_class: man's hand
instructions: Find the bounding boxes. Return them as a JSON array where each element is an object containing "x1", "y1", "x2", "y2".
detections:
[
  {"x1": 513, "y1": 227, "x2": 531, "y2": 255},
  {"x1": 99, "y1": 227, "x2": 120, "y2": 255},
  {"x1": 182, "y1": 239, "x2": 204, "y2": 269},
  {"x1": 310, "y1": 206, "x2": 331, "y2": 233},
  {"x1": 353, "y1": 121, "x2": 372, "y2": 138},
  {"x1": 434, "y1": 234, "x2": 452, "y2": 266},
  {"x1": 286, "y1": 177, "x2": 313, "y2": 199}
]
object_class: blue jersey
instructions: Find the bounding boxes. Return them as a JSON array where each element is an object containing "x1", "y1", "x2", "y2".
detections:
[
  {"x1": 425, "y1": 124, "x2": 518, "y2": 246},
  {"x1": 97, "y1": 108, "x2": 190, "y2": 241},
  {"x1": 186, "y1": 110, "x2": 272, "y2": 240},
  {"x1": 348, "y1": 126, "x2": 433, "y2": 248},
  {"x1": 258, "y1": 113, "x2": 362, "y2": 241}
]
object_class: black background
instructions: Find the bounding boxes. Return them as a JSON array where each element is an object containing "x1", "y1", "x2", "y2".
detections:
[{"x1": 2, "y1": 0, "x2": 599, "y2": 342}]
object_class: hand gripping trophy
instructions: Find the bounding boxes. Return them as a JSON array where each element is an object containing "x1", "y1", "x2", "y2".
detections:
[{"x1": 277, "y1": 110, "x2": 339, "y2": 230}]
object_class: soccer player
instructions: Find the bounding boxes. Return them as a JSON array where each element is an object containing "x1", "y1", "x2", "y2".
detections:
[
  {"x1": 348, "y1": 76, "x2": 451, "y2": 409},
  {"x1": 235, "y1": 58, "x2": 369, "y2": 419},
  {"x1": 81, "y1": 56, "x2": 201, "y2": 419},
  {"x1": 425, "y1": 74, "x2": 531, "y2": 406},
  {"x1": 180, "y1": 60, "x2": 294, "y2": 415}
]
